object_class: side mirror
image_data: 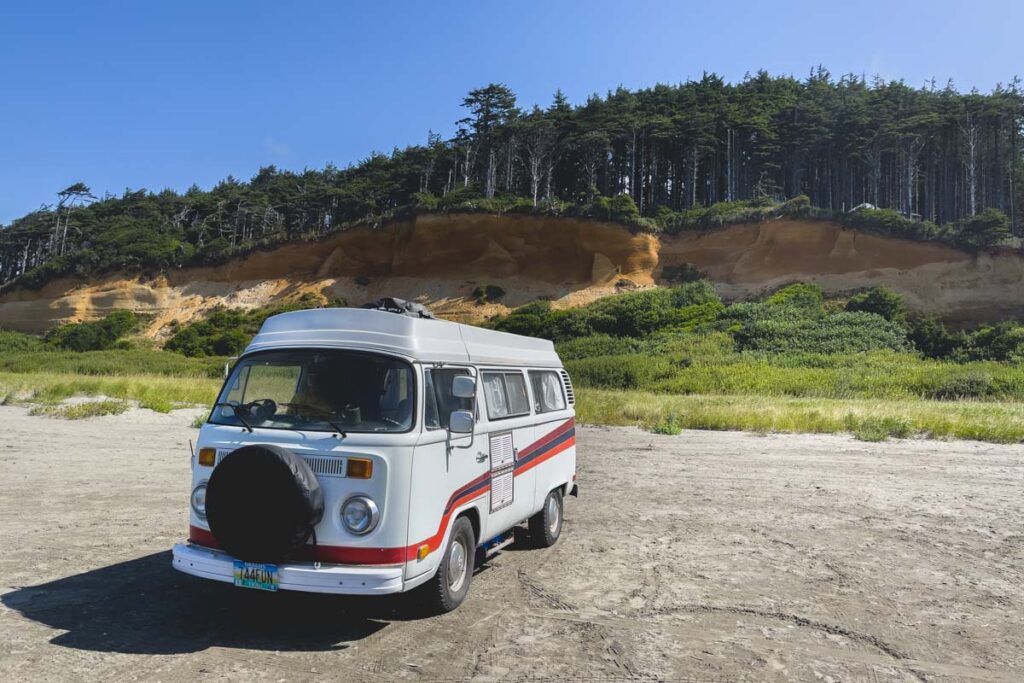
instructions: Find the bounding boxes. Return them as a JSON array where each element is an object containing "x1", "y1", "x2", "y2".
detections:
[
  {"x1": 452, "y1": 375, "x2": 476, "y2": 399},
  {"x1": 449, "y1": 410, "x2": 474, "y2": 434}
]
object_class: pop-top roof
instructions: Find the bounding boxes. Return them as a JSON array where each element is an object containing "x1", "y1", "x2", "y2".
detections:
[{"x1": 244, "y1": 308, "x2": 561, "y2": 368}]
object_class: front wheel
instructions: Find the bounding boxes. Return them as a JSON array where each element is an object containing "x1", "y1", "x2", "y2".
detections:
[
  {"x1": 528, "y1": 488, "x2": 563, "y2": 548},
  {"x1": 423, "y1": 516, "x2": 475, "y2": 613}
]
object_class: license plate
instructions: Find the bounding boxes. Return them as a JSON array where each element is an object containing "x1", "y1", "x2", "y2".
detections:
[{"x1": 233, "y1": 560, "x2": 279, "y2": 592}]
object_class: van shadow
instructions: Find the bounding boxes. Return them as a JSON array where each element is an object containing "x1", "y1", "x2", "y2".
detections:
[{"x1": 1, "y1": 551, "x2": 421, "y2": 655}]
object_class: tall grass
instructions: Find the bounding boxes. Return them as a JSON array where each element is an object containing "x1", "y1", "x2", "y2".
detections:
[
  {"x1": 568, "y1": 349, "x2": 1024, "y2": 401},
  {"x1": 0, "y1": 372, "x2": 221, "y2": 412},
  {"x1": 29, "y1": 400, "x2": 131, "y2": 419},
  {"x1": 1, "y1": 367, "x2": 1022, "y2": 443},
  {"x1": 576, "y1": 388, "x2": 1024, "y2": 443},
  {"x1": 0, "y1": 349, "x2": 224, "y2": 378}
]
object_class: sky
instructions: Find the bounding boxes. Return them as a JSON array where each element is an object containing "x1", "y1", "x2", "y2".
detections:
[{"x1": 1, "y1": 0, "x2": 1021, "y2": 224}]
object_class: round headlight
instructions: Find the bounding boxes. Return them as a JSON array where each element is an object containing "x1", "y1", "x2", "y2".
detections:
[
  {"x1": 341, "y1": 496, "x2": 379, "y2": 535},
  {"x1": 190, "y1": 483, "x2": 208, "y2": 518}
]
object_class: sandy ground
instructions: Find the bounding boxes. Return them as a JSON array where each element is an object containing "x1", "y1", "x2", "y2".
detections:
[{"x1": 0, "y1": 406, "x2": 1022, "y2": 682}]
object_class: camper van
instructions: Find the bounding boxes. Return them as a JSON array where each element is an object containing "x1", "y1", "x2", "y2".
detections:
[{"x1": 172, "y1": 304, "x2": 577, "y2": 612}]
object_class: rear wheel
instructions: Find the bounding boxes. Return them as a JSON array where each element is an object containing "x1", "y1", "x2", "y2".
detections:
[
  {"x1": 424, "y1": 516, "x2": 475, "y2": 613},
  {"x1": 528, "y1": 488, "x2": 563, "y2": 548}
]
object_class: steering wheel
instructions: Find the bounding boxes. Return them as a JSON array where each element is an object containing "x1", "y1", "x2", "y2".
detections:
[{"x1": 243, "y1": 398, "x2": 278, "y2": 422}]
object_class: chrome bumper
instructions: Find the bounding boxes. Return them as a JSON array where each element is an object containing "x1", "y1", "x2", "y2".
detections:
[{"x1": 172, "y1": 543, "x2": 406, "y2": 595}]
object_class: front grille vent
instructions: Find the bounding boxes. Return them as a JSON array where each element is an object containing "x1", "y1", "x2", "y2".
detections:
[{"x1": 302, "y1": 455, "x2": 347, "y2": 477}]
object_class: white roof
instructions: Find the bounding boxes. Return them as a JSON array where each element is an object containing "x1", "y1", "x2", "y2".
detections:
[{"x1": 244, "y1": 308, "x2": 562, "y2": 368}]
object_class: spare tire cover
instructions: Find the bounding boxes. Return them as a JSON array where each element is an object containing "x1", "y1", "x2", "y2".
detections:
[{"x1": 205, "y1": 444, "x2": 324, "y2": 563}]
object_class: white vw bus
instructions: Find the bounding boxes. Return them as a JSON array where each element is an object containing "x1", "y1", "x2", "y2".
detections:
[{"x1": 172, "y1": 305, "x2": 577, "y2": 612}]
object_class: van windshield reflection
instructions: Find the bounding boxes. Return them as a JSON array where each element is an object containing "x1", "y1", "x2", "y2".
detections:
[{"x1": 210, "y1": 349, "x2": 414, "y2": 433}]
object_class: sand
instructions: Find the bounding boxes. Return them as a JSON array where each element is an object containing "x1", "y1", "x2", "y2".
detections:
[{"x1": 1, "y1": 406, "x2": 1021, "y2": 681}]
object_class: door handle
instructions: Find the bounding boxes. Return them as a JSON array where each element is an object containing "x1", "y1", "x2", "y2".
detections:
[{"x1": 476, "y1": 451, "x2": 488, "y2": 463}]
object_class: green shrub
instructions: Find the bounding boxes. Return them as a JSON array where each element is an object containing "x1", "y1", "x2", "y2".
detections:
[
  {"x1": 955, "y1": 208, "x2": 1011, "y2": 248},
  {"x1": 45, "y1": 310, "x2": 144, "y2": 352},
  {"x1": 907, "y1": 315, "x2": 957, "y2": 359},
  {"x1": 411, "y1": 191, "x2": 439, "y2": 210},
  {"x1": 845, "y1": 287, "x2": 907, "y2": 324},
  {"x1": 731, "y1": 307, "x2": 907, "y2": 355},
  {"x1": 610, "y1": 193, "x2": 639, "y2": 220},
  {"x1": 556, "y1": 334, "x2": 644, "y2": 360},
  {"x1": 649, "y1": 414, "x2": 683, "y2": 435},
  {"x1": 488, "y1": 281, "x2": 720, "y2": 341},
  {"x1": 838, "y1": 207, "x2": 940, "y2": 241},
  {"x1": 566, "y1": 354, "x2": 674, "y2": 390},
  {"x1": 782, "y1": 194, "x2": 811, "y2": 212},
  {"x1": 645, "y1": 331, "x2": 735, "y2": 358},
  {"x1": 848, "y1": 415, "x2": 913, "y2": 441},
  {"x1": 0, "y1": 329, "x2": 45, "y2": 353},
  {"x1": 766, "y1": 283, "x2": 824, "y2": 311},
  {"x1": 926, "y1": 371, "x2": 997, "y2": 400},
  {"x1": 966, "y1": 322, "x2": 1024, "y2": 363},
  {"x1": 583, "y1": 283, "x2": 719, "y2": 337},
  {"x1": 164, "y1": 294, "x2": 345, "y2": 357},
  {"x1": 654, "y1": 199, "x2": 783, "y2": 233}
]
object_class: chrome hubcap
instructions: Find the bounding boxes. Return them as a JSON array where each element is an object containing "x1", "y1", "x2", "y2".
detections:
[
  {"x1": 547, "y1": 495, "x2": 561, "y2": 535},
  {"x1": 447, "y1": 537, "x2": 467, "y2": 592}
]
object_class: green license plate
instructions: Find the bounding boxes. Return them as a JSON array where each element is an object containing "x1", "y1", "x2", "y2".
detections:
[{"x1": 233, "y1": 561, "x2": 279, "y2": 592}]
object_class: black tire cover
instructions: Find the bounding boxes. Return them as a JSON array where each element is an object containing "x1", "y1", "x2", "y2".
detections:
[{"x1": 205, "y1": 444, "x2": 324, "y2": 563}]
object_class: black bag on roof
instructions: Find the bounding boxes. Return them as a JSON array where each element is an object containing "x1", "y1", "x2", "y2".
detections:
[{"x1": 362, "y1": 297, "x2": 435, "y2": 319}]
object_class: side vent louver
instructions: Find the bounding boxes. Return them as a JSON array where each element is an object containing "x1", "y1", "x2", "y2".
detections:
[
  {"x1": 302, "y1": 455, "x2": 347, "y2": 477},
  {"x1": 560, "y1": 369, "x2": 575, "y2": 405}
]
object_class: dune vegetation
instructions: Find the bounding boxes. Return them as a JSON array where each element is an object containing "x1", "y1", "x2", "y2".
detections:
[{"x1": 0, "y1": 280, "x2": 1022, "y2": 443}]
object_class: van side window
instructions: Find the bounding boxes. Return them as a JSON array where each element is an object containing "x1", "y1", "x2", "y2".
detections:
[
  {"x1": 424, "y1": 368, "x2": 472, "y2": 430},
  {"x1": 482, "y1": 371, "x2": 531, "y2": 420},
  {"x1": 505, "y1": 373, "x2": 530, "y2": 415},
  {"x1": 529, "y1": 370, "x2": 567, "y2": 413},
  {"x1": 423, "y1": 370, "x2": 440, "y2": 429}
]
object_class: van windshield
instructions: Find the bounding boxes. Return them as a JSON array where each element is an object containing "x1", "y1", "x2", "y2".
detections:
[{"x1": 210, "y1": 349, "x2": 414, "y2": 433}]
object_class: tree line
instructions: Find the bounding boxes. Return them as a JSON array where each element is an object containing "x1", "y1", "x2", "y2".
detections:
[{"x1": 2, "y1": 69, "x2": 1022, "y2": 289}]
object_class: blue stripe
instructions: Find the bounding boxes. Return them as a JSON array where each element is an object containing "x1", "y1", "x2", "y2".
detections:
[
  {"x1": 443, "y1": 477, "x2": 491, "y2": 514},
  {"x1": 515, "y1": 428, "x2": 575, "y2": 471}
]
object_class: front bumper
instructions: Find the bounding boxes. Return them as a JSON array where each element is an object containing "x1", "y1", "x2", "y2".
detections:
[{"x1": 172, "y1": 543, "x2": 406, "y2": 595}]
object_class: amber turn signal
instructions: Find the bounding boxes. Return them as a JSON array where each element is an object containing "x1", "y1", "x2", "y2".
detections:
[
  {"x1": 346, "y1": 457, "x2": 373, "y2": 479},
  {"x1": 197, "y1": 448, "x2": 216, "y2": 467},
  {"x1": 417, "y1": 544, "x2": 430, "y2": 560}
]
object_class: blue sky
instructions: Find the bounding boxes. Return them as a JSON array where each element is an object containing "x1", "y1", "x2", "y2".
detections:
[{"x1": 1, "y1": 0, "x2": 1020, "y2": 224}]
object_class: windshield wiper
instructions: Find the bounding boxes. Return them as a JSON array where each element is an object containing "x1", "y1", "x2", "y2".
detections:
[
  {"x1": 279, "y1": 403, "x2": 348, "y2": 437},
  {"x1": 213, "y1": 402, "x2": 254, "y2": 433}
]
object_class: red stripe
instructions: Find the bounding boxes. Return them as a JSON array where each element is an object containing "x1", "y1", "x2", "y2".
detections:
[
  {"x1": 515, "y1": 435, "x2": 575, "y2": 475},
  {"x1": 403, "y1": 491, "x2": 488, "y2": 562},
  {"x1": 189, "y1": 524, "x2": 412, "y2": 565},
  {"x1": 185, "y1": 419, "x2": 577, "y2": 566},
  {"x1": 189, "y1": 525, "x2": 218, "y2": 548},
  {"x1": 187, "y1": 490, "x2": 489, "y2": 566},
  {"x1": 518, "y1": 418, "x2": 575, "y2": 459}
]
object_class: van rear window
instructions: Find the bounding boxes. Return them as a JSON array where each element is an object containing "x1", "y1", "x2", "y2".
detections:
[{"x1": 529, "y1": 370, "x2": 567, "y2": 413}]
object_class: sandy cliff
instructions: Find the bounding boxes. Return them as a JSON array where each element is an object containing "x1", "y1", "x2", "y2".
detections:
[{"x1": 0, "y1": 213, "x2": 1021, "y2": 335}]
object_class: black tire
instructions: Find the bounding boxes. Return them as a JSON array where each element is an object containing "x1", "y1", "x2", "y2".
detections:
[
  {"x1": 528, "y1": 488, "x2": 563, "y2": 548},
  {"x1": 423, "y1": 516, "x2": 475, "y2": 613}
]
